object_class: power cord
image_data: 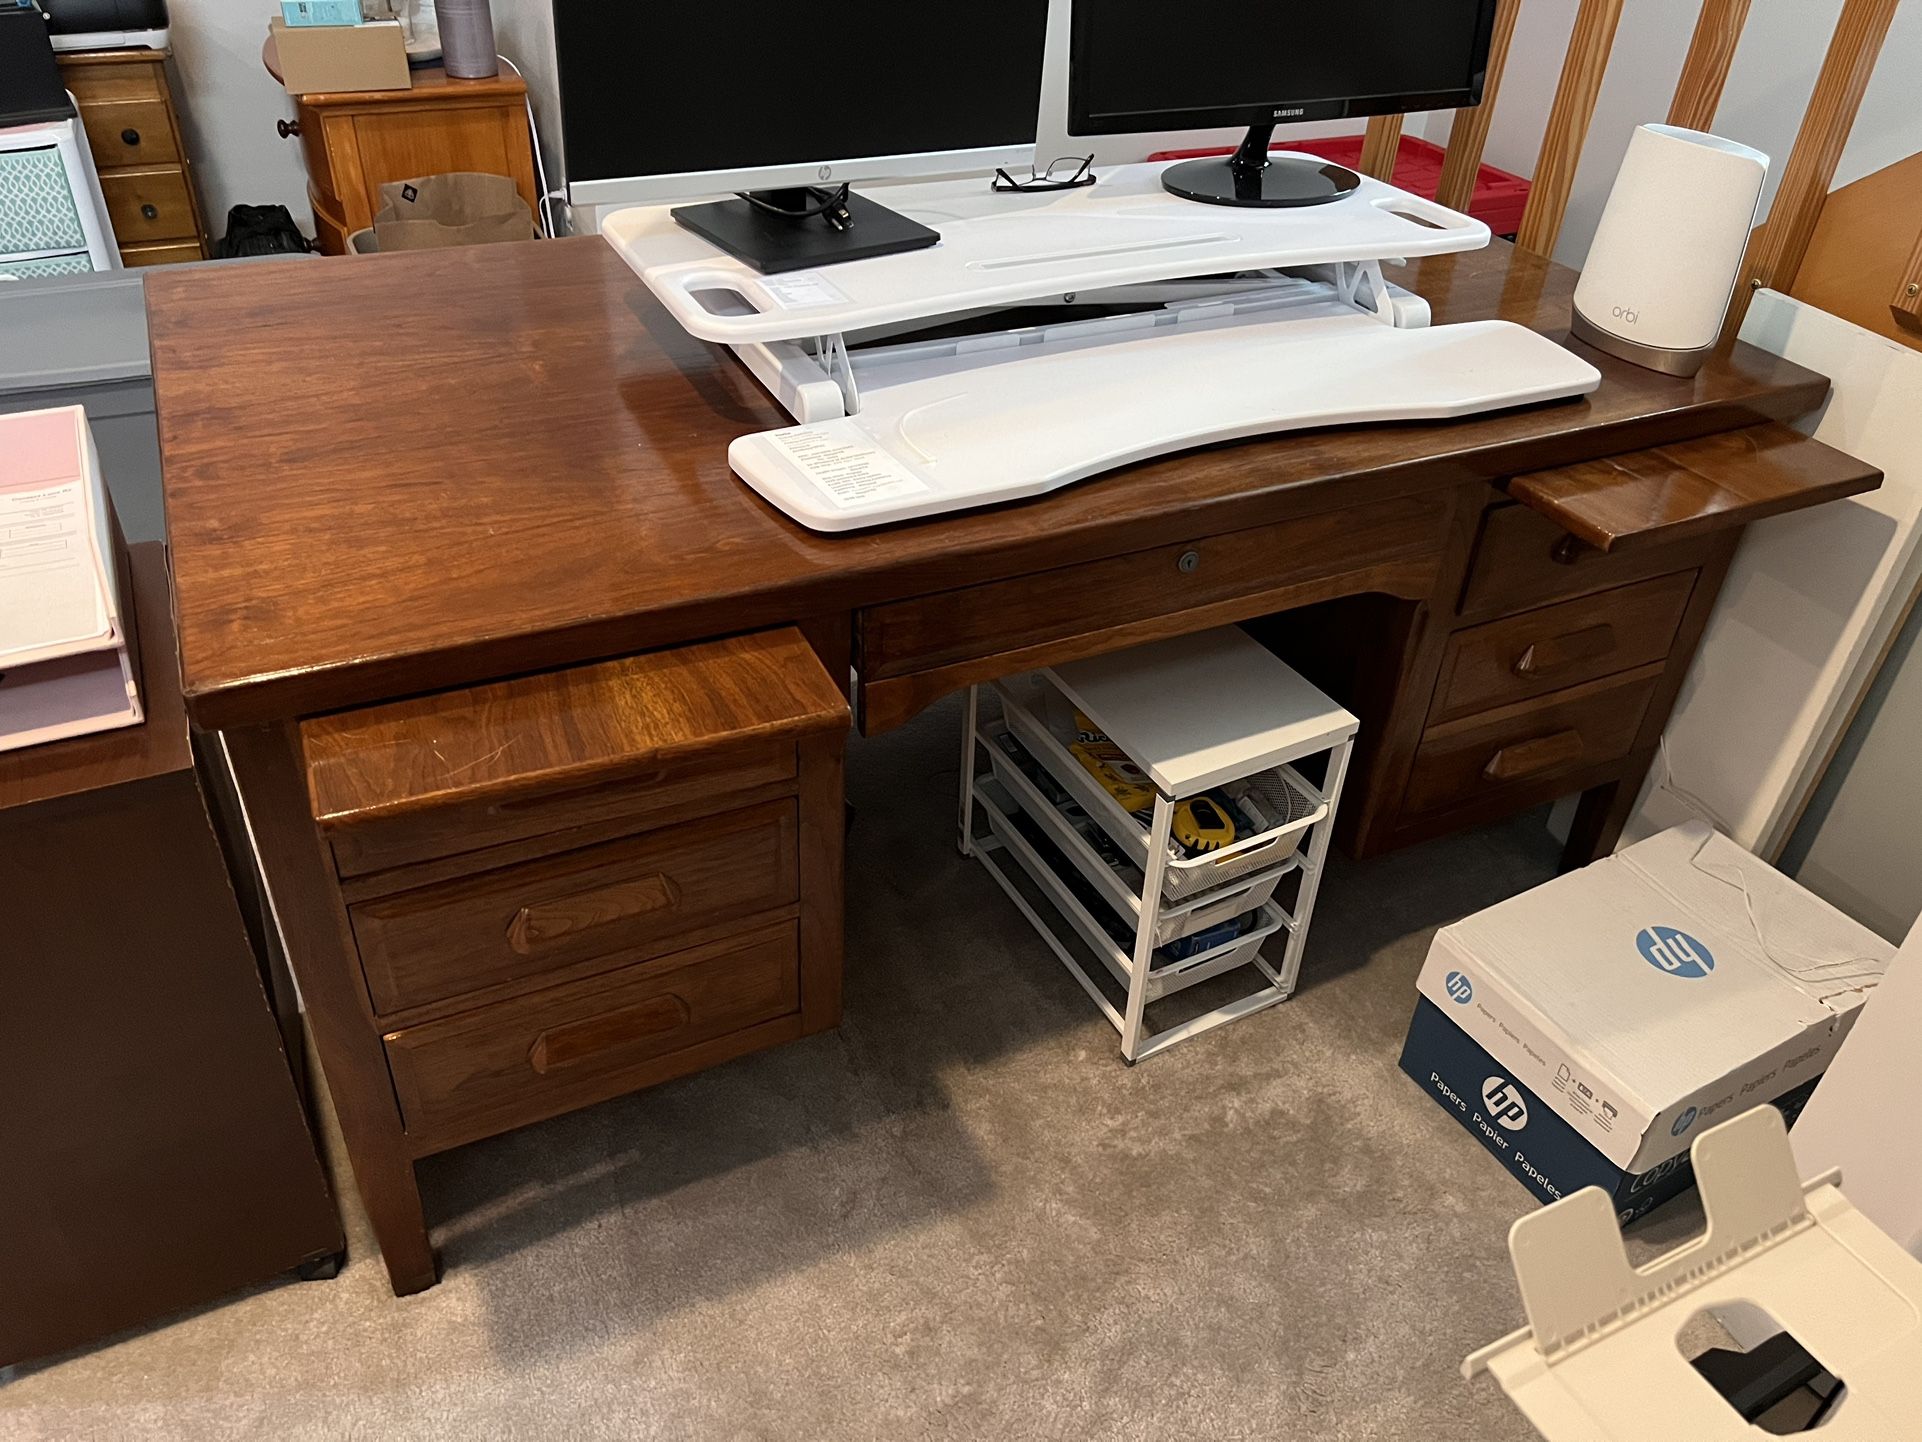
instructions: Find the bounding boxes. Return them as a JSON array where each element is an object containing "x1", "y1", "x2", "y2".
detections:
[
  {"x1": 495, "y1": 53, "x2": 560, "y2": 237},
  {"x1": 737, "y1": 184, "x2": 854, "y2": 232}
]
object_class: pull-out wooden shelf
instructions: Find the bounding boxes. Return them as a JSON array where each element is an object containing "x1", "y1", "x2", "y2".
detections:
[{"x1": 1507, "y1": 420, "x2": 1881, "y2": 554}]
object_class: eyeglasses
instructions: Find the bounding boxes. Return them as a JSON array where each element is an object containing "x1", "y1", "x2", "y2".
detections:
[{"x1": 992, "y1": 155, "x2": 1097, "y2": 193}]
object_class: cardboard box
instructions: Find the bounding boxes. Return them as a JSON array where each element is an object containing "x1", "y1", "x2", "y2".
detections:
[
  {"x1": 281, "y1": 1, "x2": 365, "y2": 25},
  {"x1": 268, "y1": 17, "x2": 409, "y2": 94},
  {"x1": 1400, "y1": 821, "x2": 1890, "y2": 1220}
]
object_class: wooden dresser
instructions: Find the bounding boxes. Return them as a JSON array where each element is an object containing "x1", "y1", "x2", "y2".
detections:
[
  {"x1": 56, "y1": 48, "x2": 209, "y2": 266},
  {"x1": 271, "y1": 627, "x2": 849, "y2": 1293},
  {"x1": 274, "y1": 64, "x2": 540, "y2": 255}
]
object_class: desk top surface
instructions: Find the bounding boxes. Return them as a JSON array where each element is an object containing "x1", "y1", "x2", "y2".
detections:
[{"x1": 146, "y1": 236, "x2": 1827, "y2": 730}]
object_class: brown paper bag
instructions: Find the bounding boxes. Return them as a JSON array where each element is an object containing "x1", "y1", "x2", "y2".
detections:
[{"x1": 372, "y1": 173, "x2": 536, "y2": 251}]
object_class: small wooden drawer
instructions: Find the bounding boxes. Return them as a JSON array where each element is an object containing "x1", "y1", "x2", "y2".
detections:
[
  {"x1": 1405, "y1": 669, "x2": 1661, "y2": 819},
  {"x1": 100, "y1": 166, "x2": 198, "y2": 244},
  {"x1": 350, "y1": 799, "x2": 798, "y2": 1014},
  {"x1": 59, "y1": 55, "x2": 165, "y2": 106},
  {"x1": 1431, "y1": 573, "x2": 1696, "y2": 724},
  {"x1": 117, "y1": 240, "x2": 206, "y2": 269},
  {"x1": 1460, "y1": 502, "x2": 1706, "y2": 619},
  {"x1": 78, "y1": 99, "x2": 180, "y2": 169},
  {"x1": 385, "y1": 922, "x2": 801, "y2": 1145},
  {"x1": 326, "y1": 744, "x2": 795, "y2": 880},
  {"x1": 859, "y1": 492, "x2": 1444, "y2": 730}
]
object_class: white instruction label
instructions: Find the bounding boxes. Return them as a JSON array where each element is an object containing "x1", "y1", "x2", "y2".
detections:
[
  {"x1": 758, "y1": 271, "x2": 850, "y2": 309},
  {"x1": 764, "y1": 427, "x2": 932, "y2": 509}
]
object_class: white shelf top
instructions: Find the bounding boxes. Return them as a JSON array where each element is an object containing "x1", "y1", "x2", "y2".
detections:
[
  {"x1": 1042, "y1": 629, "x2": 1357, "y2": 795},
  {"x1": 602, "y1": 160, "x2": 1491, "y2": 345}
]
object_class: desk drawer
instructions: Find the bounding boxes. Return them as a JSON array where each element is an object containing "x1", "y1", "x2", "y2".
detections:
[
  {"x1": 100, "y1": 166, "x2": 197, "y2": 245},
  {"x1": 325, "y1": 743, "x2": 796, "y2": 879},
  {"x1": 385, "y1": 922, "x2": 800, "y2": 1143},
  {"x1": 78, "y1": 99, "x2": 180, "y2": 169},
  {"x1": 1405, "y1": 670, "x2": 1660, "y2": 819},
  {"x1": 859, "y1": 493, "x2": 1444, "y2": 729},
  {"x1": 1432, "y1": 573, "x2": 1695, "y2": 724},
  {"x1": 1461, "y1": 502, "x2": 1705, "y2": 618},
  {"x1": 350, "y1": 799, "x2": 798, "y2": 1014}
]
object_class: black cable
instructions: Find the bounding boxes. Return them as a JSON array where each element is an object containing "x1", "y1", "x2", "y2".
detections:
[{"x1": 736, "y1": 184, "x2": 851, "y2": 220}]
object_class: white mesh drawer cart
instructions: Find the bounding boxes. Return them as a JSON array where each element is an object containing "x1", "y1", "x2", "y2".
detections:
[{"x1": 961, "y1": 627, "x2": 1357, "y2": 1062}]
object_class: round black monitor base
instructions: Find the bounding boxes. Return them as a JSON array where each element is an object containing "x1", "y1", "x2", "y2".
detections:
[{"x1": 1161, "y1": 154, "x2": 1362, "y2": 208}]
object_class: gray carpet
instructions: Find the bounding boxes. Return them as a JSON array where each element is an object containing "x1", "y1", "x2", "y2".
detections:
[{"x1": 0, "y1": 697, "x2": 1712, "y2": 1440}]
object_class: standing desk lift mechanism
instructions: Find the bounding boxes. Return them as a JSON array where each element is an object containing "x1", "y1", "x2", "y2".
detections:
[{"x1": 604, "y1": 160, "x2": 1604, "y2": 533}]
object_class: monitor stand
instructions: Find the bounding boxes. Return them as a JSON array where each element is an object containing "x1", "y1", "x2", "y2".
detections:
[
  {"x1": 670, "y1": 188, "x2": 940, "y2": 275},
  {"x1": 1161, "y1": 122, "x2": 1361, "y2": 208}
]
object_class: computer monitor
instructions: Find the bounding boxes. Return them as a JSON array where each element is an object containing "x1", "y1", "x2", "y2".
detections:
[
  {"x1": 554, "y1": 3, "x2": 1050, "y2": 211},
  {"x1": 1035, "y1": 0, "x2": 1500, "y2": 207}
]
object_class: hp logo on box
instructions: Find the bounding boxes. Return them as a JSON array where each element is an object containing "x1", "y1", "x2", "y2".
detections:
[
  {"x1": 1672, "y1": 1107, "x2": 1699, "y2": 1137},
  {"x1": 1637, "y1": 925, "x2": 1715, "y2": 979},
  {"x1": 1482, "y1": 1076, "x2": 1529, "y2": 1130},
  {"x1": 1444, "y1": 971, "x2": 1474, "y2": 1005}
]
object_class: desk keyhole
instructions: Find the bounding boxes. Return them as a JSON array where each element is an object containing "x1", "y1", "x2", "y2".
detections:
[{"x1": 1177, "y1": 550, "x2": 1201, "y2": 575}]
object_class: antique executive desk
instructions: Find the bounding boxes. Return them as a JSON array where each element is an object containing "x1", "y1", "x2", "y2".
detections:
[{"x1": 144, "y1": 237, "x2": 1878, "y2": 1294}]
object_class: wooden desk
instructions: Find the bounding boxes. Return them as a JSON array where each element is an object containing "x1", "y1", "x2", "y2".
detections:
[{"x1": 143, "y1": 237, "x2": 1875, "y2": 1292}]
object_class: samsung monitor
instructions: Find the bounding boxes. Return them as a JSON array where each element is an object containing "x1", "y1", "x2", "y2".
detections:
[
  {"x1": 1036, "y1": 0, "x2": 1501, "y2": 207},
  {"x1": 554, "y1": 3, "x2": 1051, "y2": 211}
]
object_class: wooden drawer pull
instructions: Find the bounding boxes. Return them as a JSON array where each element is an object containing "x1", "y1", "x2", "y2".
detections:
[
  {"x1": 507, "y1": 873, "x2": 682, "y2": 953},
  {"x1": 527, "y1": 994, "x2": 691, "y2": 1074},
  {"x1": 1482, "y1": 729, "x2": 1585, "y2": 782},
  {"x1": 1513, "y1": 623, "x2": 1617, "y2": 678}
]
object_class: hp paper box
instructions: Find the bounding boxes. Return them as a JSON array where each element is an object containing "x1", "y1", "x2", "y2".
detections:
[{"x1": 1401, "y1": 822, "x2": 1888, "y2": 1218}]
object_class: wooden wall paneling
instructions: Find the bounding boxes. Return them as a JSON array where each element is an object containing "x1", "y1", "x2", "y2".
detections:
[
  {"x1": 1436, "y1": 0, "x2": 1520, "y2": 214},
  {"x1": 1725, "y1": 0, "x2": 1901, "y2": 337},
  {"x1": 1359, "y1": 114, "x2": 1405, "y2": 181},
  {"x1": 1514, "y1": 0, "x2": 1627, "y2": 258},
  {"x1": 1784, "y1": 150, "x2": 1922, "y2": 350},
  {"x1": 1892, "y1": 219, "x2": 1922, "y2": 335},
  {"x1": 1666, "y1": 0, "x2": 1754, "y2": 131}
]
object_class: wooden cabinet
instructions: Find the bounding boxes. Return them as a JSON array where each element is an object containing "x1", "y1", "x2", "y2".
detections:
[
  {"x1": 278, "y1": 627, "x2": 849, "y2": 1293},
  {"x1": 278, "y1": 67, "x2": 539, "y2": 254},
  {"x1": 56, "y1": 49, "x2": 209, "y2": 265},
  {"x1": 0, "y1": 545, "x2": 340, "y2": 1367}
]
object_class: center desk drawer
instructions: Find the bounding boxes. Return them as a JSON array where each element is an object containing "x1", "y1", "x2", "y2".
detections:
[
  {"x1": 385, "y1": 922, "x2": 801, "y2": 1143},
  {"x1": 349, "y1": 799, "x2": 798, "y2": 1015},
  {"x1": 861, "y1": 494, "x2": 1446, "y2": 684}
]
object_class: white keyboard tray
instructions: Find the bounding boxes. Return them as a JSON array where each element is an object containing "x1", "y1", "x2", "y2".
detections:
[
  {"x1": 730, "y1": 301, "x2": 1601, "y2": 533},
  {"x1": 602, "y1": 160, "x2": 1491, "y2": 345}
]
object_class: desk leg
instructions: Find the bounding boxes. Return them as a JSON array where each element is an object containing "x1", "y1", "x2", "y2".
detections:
[
  {"x1": 223, "y1": 724, "x2": 438, "y2": 1296},
  {"x1": 1562, "y1": 775, "x2": 1635, "y2": 870}
]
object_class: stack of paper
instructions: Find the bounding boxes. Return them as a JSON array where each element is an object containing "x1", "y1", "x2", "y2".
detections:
[{"x1": 1, "y1": 406, "x2": 141, "y2": 752}]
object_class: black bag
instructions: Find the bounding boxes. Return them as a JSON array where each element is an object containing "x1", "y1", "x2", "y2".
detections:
[{"x1": 215, "y1": 205, "x2": 311, "y2": 260}]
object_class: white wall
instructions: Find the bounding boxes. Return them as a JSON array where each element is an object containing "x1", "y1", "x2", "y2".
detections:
[
  {"x1": 166, "y1": 2, "x2": 309, "y2": 239},
  {"x1": 1783, "y1": 600, "x2": 1922, "y2": 942}
]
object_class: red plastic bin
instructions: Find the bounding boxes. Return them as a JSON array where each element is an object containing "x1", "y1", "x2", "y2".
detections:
[{"x1": 1148, "y1": 133, "x2": 1530, "y2": 237}]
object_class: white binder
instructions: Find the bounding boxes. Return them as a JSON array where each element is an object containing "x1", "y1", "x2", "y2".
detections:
[{"x1": 0, "y1": 406, "x2": 141, "y2": 752}]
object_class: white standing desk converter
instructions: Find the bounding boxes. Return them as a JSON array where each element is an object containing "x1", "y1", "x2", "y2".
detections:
[{"x1": 603, "y1": 161, "x2": 1602, "y2": 533}]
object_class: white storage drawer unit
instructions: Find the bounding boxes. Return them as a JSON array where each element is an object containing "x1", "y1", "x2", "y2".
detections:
[
  {"x1": 0, "y1": 116, "x2": 119, "y2": 281},
  {"x1": 962, "y1": 628, "x2": 1358, "y2": 1062}
]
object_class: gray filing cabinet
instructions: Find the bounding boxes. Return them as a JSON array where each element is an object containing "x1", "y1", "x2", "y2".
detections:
[{"x1": 0, "y1": 268, "x2": 162, "y2": 540}]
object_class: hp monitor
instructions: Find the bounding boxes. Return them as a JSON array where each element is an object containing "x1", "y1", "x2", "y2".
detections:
[{"x1": 554, "y1": 3, "x2": 1050, "y2": 211}]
